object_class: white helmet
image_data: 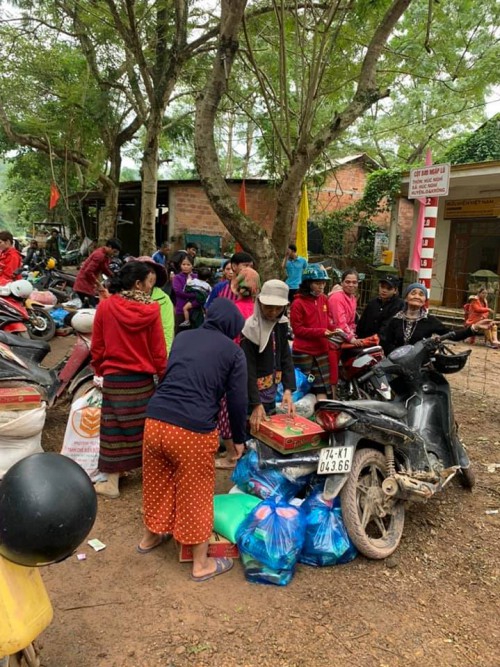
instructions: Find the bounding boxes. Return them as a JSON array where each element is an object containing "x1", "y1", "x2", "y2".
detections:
[
  {"x1": 71, "y1": 308, "x2": 96, "y2": 334},
  {"x1": 9, "y1": 280, "x2": 34, "y2": 299}
]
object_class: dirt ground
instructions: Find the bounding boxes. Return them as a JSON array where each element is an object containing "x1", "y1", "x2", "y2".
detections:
[{"x1": 33, "y1": 337, "x2": 500, "y2": 667}]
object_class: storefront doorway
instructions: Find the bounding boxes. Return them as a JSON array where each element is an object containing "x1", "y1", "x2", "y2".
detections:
[{"x1": 443, "y1": 218, "x2": 500, "y2": 307}]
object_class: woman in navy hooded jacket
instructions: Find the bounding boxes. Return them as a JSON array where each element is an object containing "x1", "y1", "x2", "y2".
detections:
[{"x1": 138, "y1": 298, "x2": 248, "y2": 582}]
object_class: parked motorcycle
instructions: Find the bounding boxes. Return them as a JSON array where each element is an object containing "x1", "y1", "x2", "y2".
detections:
[
  {"x1": 328, "y1": 331, "x2": 391, "y2": 401},
  {"x1": 0, "y1": 309, "x2": 95, "y2": 406},
  {"x1": 24, "y1": 260, "x2": 76, "y2": 303},
  {"x1": 0, "y1": 281, "x2": 56, "y2": 342},
  {"x1": 312, "y1": 332, "x2": 475, "y2": 560}
]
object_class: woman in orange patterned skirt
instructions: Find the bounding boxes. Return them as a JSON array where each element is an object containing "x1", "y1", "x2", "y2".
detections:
[{"x1": 138, "y1": 299, "x2": 248, "y2": 582}]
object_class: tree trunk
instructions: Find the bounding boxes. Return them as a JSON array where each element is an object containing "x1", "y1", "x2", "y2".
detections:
[
  {"x1": 98, "y1": 147, "x2": 121, "y2": 245},
  {"x1": 99, "y1": 185, "x2": 119, "y2": 244},
  {"x1": 195, "y1": 0, "x2": 283, "y2": 280},
  {"x1": 139, "y1": 112, "x2": 162, "y2": 256}
]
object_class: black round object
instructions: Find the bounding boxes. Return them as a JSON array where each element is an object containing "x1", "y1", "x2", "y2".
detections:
[
  {"x1": 432, "y1": 347, "x2": 471, "y2": 374},
  {"x1": 0, "y1": 453, "x2": 97, "y2": 567}
]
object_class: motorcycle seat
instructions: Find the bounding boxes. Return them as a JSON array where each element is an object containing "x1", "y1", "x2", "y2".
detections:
[
  {"x1": 0, "y1": 330, "x2": 50, "y2": 355},
  {"x1": 344, "y1": 399, "x2": 407, "y2": 419}
]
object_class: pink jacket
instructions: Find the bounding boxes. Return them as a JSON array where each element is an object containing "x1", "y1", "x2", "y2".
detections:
[{"x1": 328, "y1": 290, "x2": 357, "y2": 340}]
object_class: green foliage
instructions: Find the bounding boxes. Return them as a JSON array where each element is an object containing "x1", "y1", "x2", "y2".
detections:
[
  {"x1": 317, "y1": 168, "x2": 402, "y2": 264},
  {"x1": 441, "y1": 115, "x2": 500, "y2": 164}
]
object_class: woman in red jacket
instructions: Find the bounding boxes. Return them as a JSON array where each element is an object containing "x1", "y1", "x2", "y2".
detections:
[
  {"x1": 465, "y1": 287, "x2": 499, "y2": 348},
  {"x1": 0, "y1": 231, "x2": 23, "y2": 285},
  {"x1": 91, "y1": 261, "x2": 167, "y2": 499},
  {"x1": 290, "y1": 264, "x2": 334, "y2": 400}
]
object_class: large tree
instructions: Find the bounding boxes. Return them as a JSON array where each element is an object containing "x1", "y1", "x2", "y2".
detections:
[
  {"x1": 0, "y1": 14, "x2": 140, "y2": 239},
  {"x1": 194, "y1": 0, "x2": 500, "y2": 278}
]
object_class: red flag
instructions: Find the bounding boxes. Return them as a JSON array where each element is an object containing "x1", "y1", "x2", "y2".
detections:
[
  {"x1": 234, "y1": 181, "x2": 247, "y2": 252},
  {"x1": 49, "y1": 182, "x2": 60, "y2": 210},
  {"x1": 238, "y1": 180, "x2": 247, "y2": 214}
]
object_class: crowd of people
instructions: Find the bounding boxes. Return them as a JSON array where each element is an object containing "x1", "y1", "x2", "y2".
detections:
[
  {"x1": 0, "y1": 229, "x2": 495, "y2": 581},
  {"x1": 80, "y1": 240, "x2": 495, "y2": 582}
]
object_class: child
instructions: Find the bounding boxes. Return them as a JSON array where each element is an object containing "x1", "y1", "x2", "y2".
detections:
[{"x1": 180, "y1": 267, "x2": 212, "y2": 328}]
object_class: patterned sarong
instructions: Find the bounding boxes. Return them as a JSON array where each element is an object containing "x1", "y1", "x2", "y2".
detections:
[
  {"x1": 292, "y1": 351, "x2": 331, "y2": 395},
  {"x1": 98, "y1": 373, "x2": 155, "y2": 473}
]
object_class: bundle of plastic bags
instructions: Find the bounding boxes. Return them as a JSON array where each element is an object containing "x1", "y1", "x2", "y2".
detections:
[
  {"x1": 299, "y1": 487, "x2": 357, "y2": 567},
  {"x1": 237, "y1": 498, "x2": 306, "y2": 586},
  {"x1": 231, "y1": 449, "x2": 310, "y2": 501}
]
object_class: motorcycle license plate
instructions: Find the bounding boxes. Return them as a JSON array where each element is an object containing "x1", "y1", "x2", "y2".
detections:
[{"x1": 317, "y1": 446, "x2": 354, "y2": 474}]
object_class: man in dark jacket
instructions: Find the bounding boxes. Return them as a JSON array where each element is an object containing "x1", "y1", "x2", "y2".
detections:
[{"x1": 357, "y1": 275, "x2": 404, "y2": 339}]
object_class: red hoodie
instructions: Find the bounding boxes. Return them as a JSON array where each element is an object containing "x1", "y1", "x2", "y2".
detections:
[
  {"x1": 0, "y1": 246, "x2": 23, "y2": 286},
  {"x1": 290, "y1": 292, "x2": 329, "y2": 356},
  {"x1": 91, "y1": 294, "x2": 167, "y2": 378}
]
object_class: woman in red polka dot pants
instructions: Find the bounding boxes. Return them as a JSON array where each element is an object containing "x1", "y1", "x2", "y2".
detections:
[{"x1": 138, "y1": 299, "x2": 248, "y2": 582}]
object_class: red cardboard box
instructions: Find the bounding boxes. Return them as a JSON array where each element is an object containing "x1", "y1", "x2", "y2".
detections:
[
  {"x1": 0, "y1": 387, "x2": 42, "y2": 411},
  {"x1": 252, "y1": 413, "x2": 326, "y2": 453},
  {"x1": 177, "y1": 532, "x2": 239, "y2": 563}
]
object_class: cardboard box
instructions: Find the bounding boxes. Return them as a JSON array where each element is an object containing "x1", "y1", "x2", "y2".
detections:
[
  {"x1": 0, "y1": 387, "x2": 42, "y2": 411},
  {"x1": 252, "y1": 414, "x2": 326, "y2": 453},
  {"x1": 177, "y1": 532, "x2": 239, "y2": 562}
]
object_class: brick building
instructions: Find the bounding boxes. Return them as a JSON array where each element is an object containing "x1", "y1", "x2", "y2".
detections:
[{"x1": 79, "y1": 156, "x2": 414, "y2": 267}]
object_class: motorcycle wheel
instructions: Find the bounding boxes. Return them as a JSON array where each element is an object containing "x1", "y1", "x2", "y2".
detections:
[
  {"x1": 27, "y1": 308, "x2": 56, "y2": 342},
  {"x1": 340, "y1": 447, "x2": 405, "y2": 559},
  {"x1": 459, "y1": 464, "x2": 476, "y2": 490}
]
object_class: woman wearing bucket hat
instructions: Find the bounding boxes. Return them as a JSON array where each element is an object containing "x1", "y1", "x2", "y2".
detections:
[
  {"x1": 136, "y1": 256, "x2": 175, "y2": 353},
  {"x1": 290, "y1": 264, "x2": 335, "y2": 400},
  {"x1": 380, "y1": 282, "x2": 493, "y2": 355},
  {"x1": 241, "y1": 279, "x2": 296, "y2": 433}
]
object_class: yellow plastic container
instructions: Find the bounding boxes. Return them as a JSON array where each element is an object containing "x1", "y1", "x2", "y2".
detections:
[{"x1": 0, "y1": 555, "x2": 53, "y2": 655}]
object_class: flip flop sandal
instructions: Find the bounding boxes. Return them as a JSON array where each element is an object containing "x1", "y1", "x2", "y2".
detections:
[
  {"x1": 190, "y1": 557, "x2": 234, "y2": 583},
  {"x1": 136, "y1": 533, "x2": 171, "y2": 554}
]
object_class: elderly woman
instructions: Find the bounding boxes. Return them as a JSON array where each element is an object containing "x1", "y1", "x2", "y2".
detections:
[
  {"x1": 241, "y1": 279, "x2": 296, "y2": 432},
  {"x1": 381, "y1": 282, "x2": 492, "y2": 355},
  {"x1": 138, "y1": 299, "x2": 247, "y2": 583},
  {"x1": 91, "y1": 261, "x2": 167, "y2": 499}
]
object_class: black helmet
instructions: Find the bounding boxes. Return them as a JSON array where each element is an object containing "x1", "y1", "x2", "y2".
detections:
[
  {"x1": 0, "y1": 453, "x2": 97, "y2": 567},
  {"x1": 432, "y1": 346, "x2": 471, "y2": 374}
]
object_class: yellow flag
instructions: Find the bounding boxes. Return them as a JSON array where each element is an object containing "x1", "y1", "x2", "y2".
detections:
[{"x1": 296, "y1": 183, "x2": 309, "y2": 261}]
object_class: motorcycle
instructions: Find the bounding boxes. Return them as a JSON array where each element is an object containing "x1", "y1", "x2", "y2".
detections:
[
  {"x1": 0, "y1": 281, "x2": 56, "y2": 342},
  {"x1": 24, "y1": 261, "x2": 76, "y2": 303},
  {"x1": 311, "y1": 332, "x2": 475, "y2": 560},
  {"x1": 0, "y1": 310, "x2": 95, "y2": 406},
  {"x1": 328, "y1": 331, "x2": 392, "y2": 400}
]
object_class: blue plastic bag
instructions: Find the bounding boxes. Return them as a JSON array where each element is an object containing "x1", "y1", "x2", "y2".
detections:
[
  {"x1": 299, "y1": 487, "x2": 357, "y2": 567},
  {"x1": 240, "y1": 552, "x2": 293, "y2": 586},
  {"x1": 50, "y1": 307, "x2": 70, "y2": 328},
  {"x1": 276, "y1": 368, "x2": 312, "y2": 403},
  {"x1": 236, "y1": 498, "x2": 306, "y2": 571},
  {"x1": 231, "y1": 450, "x2": 309, "y2": 501}
]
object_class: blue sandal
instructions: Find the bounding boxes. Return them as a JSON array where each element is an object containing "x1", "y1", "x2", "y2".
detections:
[
  {"x1": 190, "y1": 557, "x2": 234, "y2": 582},
  {"x1": 136, "y1": 533, "x2": 170, "y2": 554}
]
